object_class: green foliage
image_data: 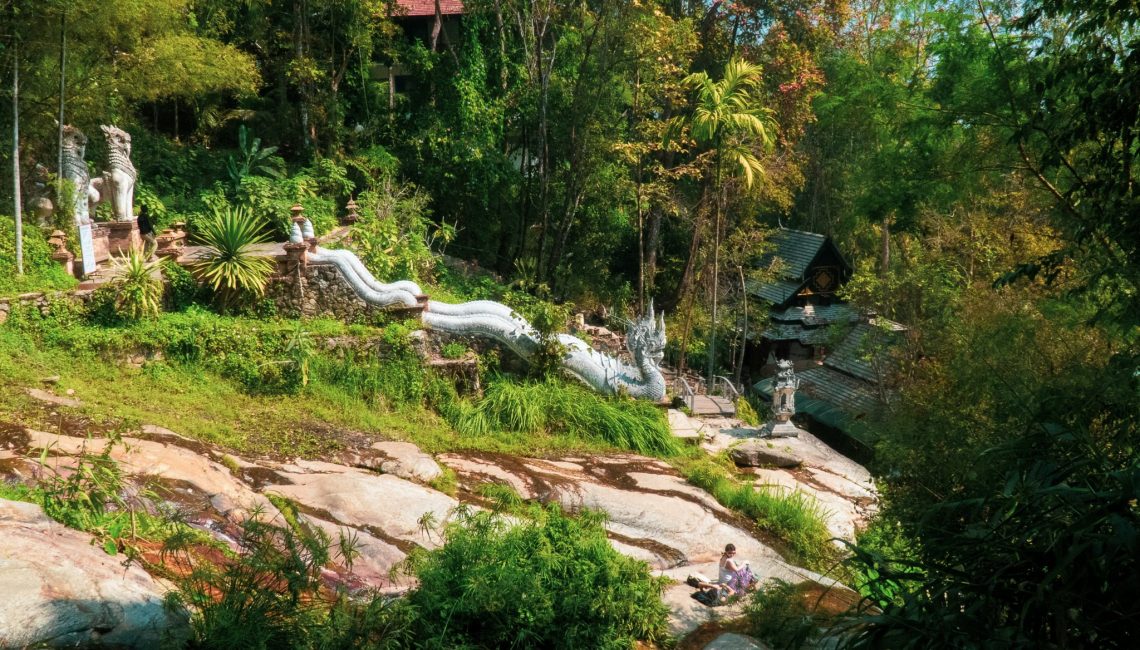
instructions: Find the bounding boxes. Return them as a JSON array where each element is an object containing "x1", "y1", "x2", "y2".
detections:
[
  {"x1": 226, "y1": 125, "x2": 284, "y2": 189},
  {"x1": 736, "y1": 396, "x2": 761, "y2": 426},
  {"x1": 843, "y1": 516, "x2": 919, "y2": 608},
  {"x1": 745, "y1": 579, "x2": 819, "y2": 650},
  {"x1": 313, "y1": 346, "x2": 428, "y2": 410},
  {"x1": 439, "y1": 342, "x2": 467, "y2": 359},
  {"x1": 164, "y1": 260, "x2": 204, "y2": 310},
  {"x1": 165, "y1": 509, "x2": 414, "y2": 649},
  {"x1": 36, "y1": 433, "x2": 171, "y2": 556},
  {"x1": 442, "y1": 378, "x2": 681, "y2": 458},
  {"x1": 190, "y1": 205, "x2": 276, "y2": 310},
  {"x1": 671, "y1": 58, "x2": 775, "y2": 188},
  {"x1": 406, "y1": 503, "x2": 669, "y2": 649},
  {"x1": 685, "y1": 458, "x2": 833, "y2": 569},
  {"x1": 111, "y1": 248, "x2": 164, "y2": 321},
  {"x1": 845, "y1": 430, "x2": 1140, "y2": 649},
  {"x1": 0, "y1": 218, "x2": 77, "y2": 296},
  {"x1": 427, "y1": 467, "x2": 458, "y2": 496},
  {"x1": 348, "y1": 178, "x2": 436, "y2": 284},
  {"x1": 517, "y1": 298, "x2": 571, "y2": 380}
]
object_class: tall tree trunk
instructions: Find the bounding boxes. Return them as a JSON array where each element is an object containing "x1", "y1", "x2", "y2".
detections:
[
  {"x1": 707, "y1": 147, "x2": 722, "y2": 391},
  {"x1": 295, "y1": 0, "x2": 312, "y2": 150},
  {"x1": 676, "y1": 263, "x2": 702, "y2": 377},
  {"x1": 879, "y1": 215, "x2": 891, "y2": 278},
  {"x1": 645, "y1": 207, "x2": 661, "y2": 295},
  {"x1": 634, "y1": 64, "x2": 645, "y2": 312},
  {"x1": 675, "y1": 207, "x2": 705, "y2": 306},
  {"x1": 57, "y1": 10, "x2": 66, "y2": 209},
  {"x1": 734, "y1": 265, "x2": 748, "y2": 385},
  {"x1": 13, "y1": 40, "x2": 24, "y2": 275},
  {"x1": 431, "y1": 0, "x2": 442, "y2": 52}
]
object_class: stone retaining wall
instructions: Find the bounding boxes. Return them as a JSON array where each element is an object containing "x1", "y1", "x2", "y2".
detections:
[
  {"x1": 265, "y1": 261, "x2": 400, "y2": 323},
  {"x1": 0, "y1": 289, "x2": 95, "y2": 324}
]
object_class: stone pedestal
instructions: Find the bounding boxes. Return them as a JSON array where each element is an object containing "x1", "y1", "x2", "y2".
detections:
[
  {"x1": 757, "y1": 420, "x2": 803, "y2": 438},
  {"x1": 90, "y1": 224, "x2": 111, "y2": 265},
  {"x1": 106, "y1": 220, "x2": 141, "y2": 256},
  {"x1": 52, "y1": 250, "x2": 75, "y2": 278}
]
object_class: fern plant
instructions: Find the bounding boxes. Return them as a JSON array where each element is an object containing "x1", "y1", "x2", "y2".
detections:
[
  {"x1": 111, "y1": 247, "x2": 163, "y2": 320},
  {"x1": 190, "y1": 205, "x2": 276, "y2": 311}
]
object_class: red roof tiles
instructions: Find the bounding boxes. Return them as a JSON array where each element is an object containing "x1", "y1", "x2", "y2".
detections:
[{"x1": 395, "y1": 0, "x2": 464, "y2": 17}]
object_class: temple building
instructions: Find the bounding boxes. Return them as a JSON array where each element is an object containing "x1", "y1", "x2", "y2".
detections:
[{"x1": 747, "y1": 228, "x2": 905, "y2": 456}]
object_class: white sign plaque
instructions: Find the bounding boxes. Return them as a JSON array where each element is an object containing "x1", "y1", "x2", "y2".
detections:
[{"x1": 79, "y1": 223, "x2": 96, "y2": 275}]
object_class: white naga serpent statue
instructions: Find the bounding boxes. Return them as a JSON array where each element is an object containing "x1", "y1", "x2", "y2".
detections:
[{"x1": 291, "y1": 221, "x2": 667, "y2": 401}]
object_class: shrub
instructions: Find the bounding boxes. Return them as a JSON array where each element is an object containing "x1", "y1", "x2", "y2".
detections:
[
  {"x1": 164, "y1": 260, "x2": 204, "y2": 310},
  {"x1": 744, "y1": 579, "x2": 820, "y2": 650},
  {"x1": 190, "y1": 205, "x2": 275, "y2": 311},
  {"x1": 111, "y1": 247, "x2": 164, "y2": 321},
  {"x1": 0, "y1": 216, "x2": 77, "y2": 295},
  {"x1": 407, "y1": 503, "x2": 669, "y2": 649},
  {"x1": 164, "y1": 507, "x2": 415, "y2": 649},
  {"x1": 36, "y1": 433, "x2": 171, "y2": 556},
  {"x1": 439, "y1": 342, "x2": 467, "y2": 359},
  {"x1": 349, "y1": 177, "x2": 436, "y2": 284}
]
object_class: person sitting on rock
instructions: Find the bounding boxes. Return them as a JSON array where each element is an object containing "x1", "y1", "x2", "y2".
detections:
[
  {"x1": 686, "y1": 543, "x2": 757, "y2": 604},
  {"x1": 718, "y1": 543, "x2": 757, "y2": 598}
]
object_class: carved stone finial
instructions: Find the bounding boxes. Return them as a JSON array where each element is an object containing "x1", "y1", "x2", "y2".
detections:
[
  {"x1": 48, "y1": 230, "x2": 67, "y2": 252},
  {"x1": 342, "y1": 197, "x2": 360, "y2": 225}
]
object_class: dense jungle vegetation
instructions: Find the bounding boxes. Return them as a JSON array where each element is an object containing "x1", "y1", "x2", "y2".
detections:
[{"x1": 1, "y1": 0, "x2": 1138, "y2": 647}]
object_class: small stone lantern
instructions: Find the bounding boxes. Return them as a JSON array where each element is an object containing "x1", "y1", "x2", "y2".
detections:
[
  {"x1": 48, "y1": 230, "x2": 74, "y2": 277},
  {"x1": 760, "y1": 359, "x2": 804, "y2": 438},
  {"x1": 342, "y1": 197, "x2": 360, "y2": 226}
]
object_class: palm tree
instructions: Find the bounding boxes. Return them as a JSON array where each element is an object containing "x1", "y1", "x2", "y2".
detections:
[{"x1": 670, "y1": 59, "x2": 774, "y2": 387}]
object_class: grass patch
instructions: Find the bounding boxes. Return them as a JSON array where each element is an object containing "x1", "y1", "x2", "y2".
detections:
[
  {"x1": 683, "y1": 458, "x2": 835, "y2": 570},
  {"x1": 0, "y1": 307, "x2": 653, "y2": 460},
  {"x1": 440, "y1": 378, "x2": 682, "y2": 458}
]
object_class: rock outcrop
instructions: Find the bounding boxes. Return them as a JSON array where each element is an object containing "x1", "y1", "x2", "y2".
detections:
[
  {"x1": 0, "y1": 499, "x2": 187, "y2": 648},
  {"x1": 729, "y1": 441, "x2": 803, "y2": 468}
]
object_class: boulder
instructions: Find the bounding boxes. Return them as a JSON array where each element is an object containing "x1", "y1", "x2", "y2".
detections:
[
  {"x1": 367, "y1": 441, "x2": 443, "y2": 483},
  {"x1": 0, "y1": 498, "x2": 187, "y2": 648},
  {"x1": 668, "y1": 409, "x2": 705, "y2": 441},
  {"x1": 730, "y1": 441, "x2": 803, "y2": 468}
]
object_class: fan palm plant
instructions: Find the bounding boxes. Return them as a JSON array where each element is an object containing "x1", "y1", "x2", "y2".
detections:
[
  {"x1": 111, "y1": 246, "x2": 164, "y2": 320},
  {"x1": 191, "y1": 205, "x2": 275, "y2": 311}
]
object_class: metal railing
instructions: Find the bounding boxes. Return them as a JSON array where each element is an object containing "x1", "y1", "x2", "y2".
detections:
[
  {"x1": 710, "y1": 375, "x2": 741, "y2": 401},
  {"x1": 673, "y1": 376, "x2": 696, "y2": 412}
]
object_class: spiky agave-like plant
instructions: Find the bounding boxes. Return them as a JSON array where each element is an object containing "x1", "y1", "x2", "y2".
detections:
[
  {"x1": 111, "y1": 246, "x2": 164, "y2": 320},
  {"x1": 191, "y1": 205, "x2": 275, "y2": 311}
]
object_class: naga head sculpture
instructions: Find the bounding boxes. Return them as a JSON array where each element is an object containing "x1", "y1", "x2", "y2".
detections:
[
  {"x1": 626, "y1": 301, "x2": 667, "y2": 368},
  {"x1": 100, "y1": 124, "x2": 132, "y2": 158},
  {"x1": 61, "y1": 125, "x2": 88, "y2": 158}
]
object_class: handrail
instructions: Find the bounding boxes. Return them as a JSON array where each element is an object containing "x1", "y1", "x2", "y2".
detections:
[
  {"x1": 712, "y1": 375, "x2": 741, "y2": 401},
  {"x1": 674, "y1": 377, "x2": 696, "y2": 411}
]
